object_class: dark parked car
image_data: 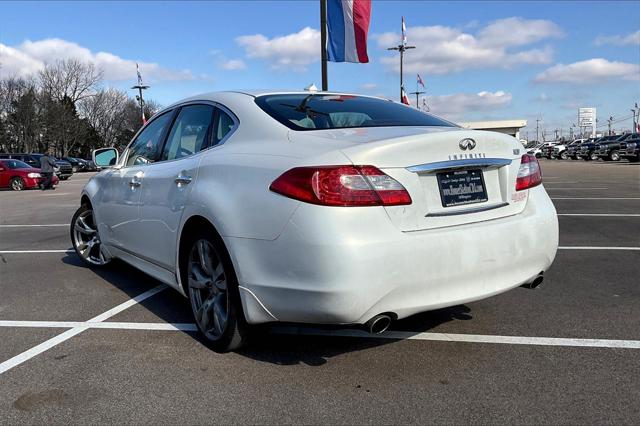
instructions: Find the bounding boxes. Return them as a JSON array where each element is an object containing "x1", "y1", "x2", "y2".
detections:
[
  {"x1": 0, "y1": 153, "x2": 73, "y2": 180},
  {"x1": 580, "y1": 135, "x2": 618, "y2": 161},
  {"x1": 619, "y1": 137, "x2": 640, "y2": 162},
  {"x1": 62, "y1": 157, "x2": 86, "y2": 173},
  {"x1": 594, "y1": 133, "x2": 638, "y2": 161}
]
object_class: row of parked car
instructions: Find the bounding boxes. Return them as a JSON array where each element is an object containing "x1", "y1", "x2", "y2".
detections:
[
  {"x1": 528, "y1": 133, "x2": 640, "y2": 162},
  {"x1": 0, "y1": 152, "x2": 97, "y2": 191}
]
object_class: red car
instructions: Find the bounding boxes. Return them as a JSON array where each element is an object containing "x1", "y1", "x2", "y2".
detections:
[{"x1": 0, "y1": 159, "x2": 59, "y2": 191}]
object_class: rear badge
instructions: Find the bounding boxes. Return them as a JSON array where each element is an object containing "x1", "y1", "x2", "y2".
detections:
[
  {"x1": 513, "y1": 149, "x2": 520, "y2": 155},
  {"x1": 448, "y1": 152, "x2": 486, "y2": 160}
]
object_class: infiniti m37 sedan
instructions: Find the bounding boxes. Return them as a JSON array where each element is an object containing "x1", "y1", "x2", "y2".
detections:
[{"x1": 70, "y1": 91, "x2": 558, "y2": 351}]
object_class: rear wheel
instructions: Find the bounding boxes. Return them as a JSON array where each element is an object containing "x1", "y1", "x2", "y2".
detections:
[
  {"x1": 9, "y1": 177, "x2": 25, "y2": 191},
  {"x1": 608, "y1": 150, "x2": 620, "y2": 161},
  {"x1": 70, "y1": 204, "x2": 110, "y2": 267},
  {"x1": 560, "y1": 151, "x2": 568, "y2": 160},
  {"x1": 185, "y1": 230, "x2": 248, "y2": 352},
  {"x1": 590, "y1": 152, "x2": 599, "y2": 161}
]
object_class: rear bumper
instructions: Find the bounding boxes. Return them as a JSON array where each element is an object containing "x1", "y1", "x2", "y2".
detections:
[{"x1": 227, "y1": 185, "x2": 559, "y2": 325}]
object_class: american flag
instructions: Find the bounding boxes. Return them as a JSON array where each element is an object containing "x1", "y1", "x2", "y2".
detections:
[
  {"x1": 417, "y1": 73, "x2": 425, "y2": 89},
  {"x1": 136, "y1": 63, "x2": 144, "y2": 86}
]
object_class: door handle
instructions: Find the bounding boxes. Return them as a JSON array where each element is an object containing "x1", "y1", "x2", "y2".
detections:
[
  {"x1": 129, "y1": 178, "x2": 141, "y2": 188},
  {"x1": 175, "y1": 173, "x2": 192, "y2": 185}
]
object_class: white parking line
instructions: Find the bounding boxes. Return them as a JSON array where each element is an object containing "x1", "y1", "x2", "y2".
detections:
[
  {"x1": 551, "y1": 197, "x2": 640, "y2": 200},
  {"x1": 0, "y1": 224, "x2": 68, "y2": 228},
  {"x1": 546, "y1": 187, "x2": 609, "y2": 190},
  {"x1": 0, "y1": 285, "x2": 166, "y2": 375},
  {"x1": 40, "y1": 192, "x2": 72, "y2": 196},
  {"x1": 557, "y1": 214, "x2": 640, "y2": 217},
  {"x1": 274, "y1": 327, "x2": 640, "y2": 349},
  {"x1": 559, "y1": 246, "x2": 640, "y2": 251},
  {"x1": 0, "y1": 320, "x2": 638, "y2": 350},
  {"x1": 0, "y1": 249, "x2": 72, "y2": 254}
]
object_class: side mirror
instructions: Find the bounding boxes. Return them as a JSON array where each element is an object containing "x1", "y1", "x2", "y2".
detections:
[{"x1": 93, "y1": 148, "x2": 119, "y2": 168}]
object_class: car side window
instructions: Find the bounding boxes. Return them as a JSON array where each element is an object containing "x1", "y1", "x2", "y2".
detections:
[
  {"x1": 213, "y1": 108, "x2": 235, "y2": 145},
  {"x1": 162, "y1": 105, "x2": 214, "y2": 161},
  {"x1": 126, "y1": 111, "x2": 173, "y2": 167}
]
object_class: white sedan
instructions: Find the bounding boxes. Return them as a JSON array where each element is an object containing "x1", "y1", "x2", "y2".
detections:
[{"x1": 71, "y1": 91, "x2": 558, "y2": 351}]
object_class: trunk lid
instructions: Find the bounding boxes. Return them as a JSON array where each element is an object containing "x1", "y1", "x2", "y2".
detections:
[{"x1": 294, "y1": 127, "x2": 528, "y2": 231}]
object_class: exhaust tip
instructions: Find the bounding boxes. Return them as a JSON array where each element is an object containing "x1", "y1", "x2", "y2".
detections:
[
  {"x1": 365, "y1": 314, "x2": 392, "y2": 334},
  {"x1": 521, "y1": 273, "x2": 544, "y2": 289}
]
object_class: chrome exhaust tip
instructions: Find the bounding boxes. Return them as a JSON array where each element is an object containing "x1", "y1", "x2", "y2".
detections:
[
  {"x1": 365, "y1": 314, "x2": 392, "y2": 334},
  {"x1": 521, "y1": 273, "x2": 544, "y2": 289}
]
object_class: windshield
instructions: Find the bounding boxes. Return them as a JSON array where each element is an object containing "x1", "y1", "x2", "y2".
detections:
[
  {"x1": 255, "y1": 94, "x2": 456, "y2": 131},
  {"x1": 3, "y1": 160, "x2": 32, "y2": 169}
]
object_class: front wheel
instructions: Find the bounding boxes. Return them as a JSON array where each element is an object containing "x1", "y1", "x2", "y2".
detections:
[
  {"x1": 9, "y1": 177, "x2": 25, "y2": 191},
  {"x1": 70, "y1": 204, "x2": 110, "y2": 267},
  {"x1": 186, "y1": 231, "x2": 248, "y2": 352},
  {"x1": 608, "y1": 150, "x2": 620, "y2": 161},
  {"x1": 560, "y1": 151, "x2": 568, "y2": 160},
  {"x1": 590, "y1": 153, "x2": 599, "y2": 161}
]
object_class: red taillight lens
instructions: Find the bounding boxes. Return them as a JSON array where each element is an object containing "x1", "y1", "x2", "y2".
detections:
[
  {"x1": 270, "y1": 165, "x2": 412, "y2": 207},
  {"x1": 515, "y1": 154, "x2": 542, "y2": 191}
]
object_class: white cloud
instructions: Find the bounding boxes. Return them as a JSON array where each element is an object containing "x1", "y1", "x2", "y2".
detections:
[
  {"x1": 360, "y1": 83, "x2": 378, "y2": 91},
  {"x1": 534, "y1": 58, "x2": 640, "y2": 84},
  {"x1": 594, "y1": 30, "x2": 640, "y2": 46},
  {"x1": 220, "y1": 59, "x2": 246, "y2": 71},
  {"x1": 377, "y1": 17, "x2": 561, "y2": 75},
  {"x1": 0, "y1": 38, "x2": 193, "y2": 82},
  {"x1": 422, "y1": 90, "x2": 512, "y2": 120},
  {"x1": 235, "y1": 27, "x2": 320, "y2": 71}
]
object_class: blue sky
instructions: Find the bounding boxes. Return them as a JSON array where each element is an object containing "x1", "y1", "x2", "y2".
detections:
[{"x1": 1, "y1": 1, "x2": 639, "y2": 138}]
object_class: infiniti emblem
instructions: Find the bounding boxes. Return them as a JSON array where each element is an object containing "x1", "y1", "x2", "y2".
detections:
[{"x1": 459, "y1": 138, "x2": 476, "y2": 151}]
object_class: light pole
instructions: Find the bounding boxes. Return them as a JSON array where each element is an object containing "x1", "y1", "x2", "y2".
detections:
[{"x1": 387, "y1": 18, "x2": 415, "y2": 102}]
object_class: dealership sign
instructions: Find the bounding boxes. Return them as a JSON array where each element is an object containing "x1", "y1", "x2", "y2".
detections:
[{"x1": 579, "y1": 107, "x2": 596, "y2": 137}]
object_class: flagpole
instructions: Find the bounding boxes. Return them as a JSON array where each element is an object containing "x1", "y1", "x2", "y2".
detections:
[
  {"x1": 320, "y1": 0, "x2": 328, "y2": 91},
  {"x1": 387, "y1": 17, "x2": 415, "y2": 102}
]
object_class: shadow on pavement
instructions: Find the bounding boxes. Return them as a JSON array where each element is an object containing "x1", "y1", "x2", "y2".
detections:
[{"x1": 61, "y1": 254, "x2": 470, "y2": 366}]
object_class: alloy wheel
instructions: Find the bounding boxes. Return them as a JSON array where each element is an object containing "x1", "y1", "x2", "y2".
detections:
[
  {"x1": 10, "y1": 178, "x2": 24, "y2": 191},
  {"x1": 72, "y1": 208, "x2": 108, "y2": 265},
  {"x1": 188, "y1": 239, "x2": 229, "y2": 341}
]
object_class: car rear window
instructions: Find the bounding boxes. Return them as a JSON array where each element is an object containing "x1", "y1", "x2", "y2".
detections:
[{"x1": 255, "y1": 94, "x2": 455, "y2": 131}]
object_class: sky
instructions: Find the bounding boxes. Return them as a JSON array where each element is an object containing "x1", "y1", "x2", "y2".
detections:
[{"x1": 1, "y1": 0, "x2": 639, "y2": 138}]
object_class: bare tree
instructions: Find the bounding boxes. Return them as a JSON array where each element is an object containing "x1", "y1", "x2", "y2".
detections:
[{"x1": 38, "y1": 59, "x2": 103, "y2": 105}]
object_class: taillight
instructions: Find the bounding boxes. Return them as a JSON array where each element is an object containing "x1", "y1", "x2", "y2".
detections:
[
  {"x1": 515, "y1": 154, "x2": 542, "y2": 191},
  {"x1": 270, "y1": 165, "x2": 412, "y2": 207}
]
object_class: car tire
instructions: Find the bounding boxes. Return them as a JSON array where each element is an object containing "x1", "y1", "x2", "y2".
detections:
[
  {"x1": 184, "y1": 228, "x2": 249, "y2": 352},
  {"x1": 590, "y1": 153, "x2": 599, "y2": 161},
  {"x1": 560, "y1": 151, "x2": 568, "y2": 160},
  {"x1": 61, "y1": 176, "x2": 69, "y2": 181},
  {"x1": 608, "y1": 150, "x2": 620, "y2": 162},
  {"x1": 72, "y1": 167, "x2": 78, "y2": 173},
  {"x1": 629, "y1": 156, "x2": 640, "y2": 163},
  {"x1": 9, "y1": 177, "x2": 25, "y2": 191},
  {"x1": 70, "y1": 204, "x2": 110, "y2": 267}
]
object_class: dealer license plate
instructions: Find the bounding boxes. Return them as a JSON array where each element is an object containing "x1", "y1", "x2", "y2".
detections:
[{"x1": 436, "y1": 169, "x2": 488, "y2": 207}]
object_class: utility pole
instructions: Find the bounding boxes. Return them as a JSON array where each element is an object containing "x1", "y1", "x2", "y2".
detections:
[
  {"x1": 607, "y1": 116, "x2": 613, "y2": 135},
  {"x1": 387, "y1": 18, "x2": 415, "y2": 102},
  {"x1": 320, "y1": 0, "x2": 328, "y2": 91},
  {"x1": 632, "y1": 103, "x2": 639, "y2": 134},
  {"x1": 536, "y1": 118, "x2": 541, "y2": 142}
]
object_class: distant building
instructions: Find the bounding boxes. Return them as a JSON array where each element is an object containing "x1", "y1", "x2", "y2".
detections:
[{"x1": 458, "y1": 120, "x2": 528, "y2": 141}]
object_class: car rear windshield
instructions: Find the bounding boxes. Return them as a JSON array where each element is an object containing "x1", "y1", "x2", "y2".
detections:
[{"x1": 255, "y1": 94, "x2": 455, "y2": 131}]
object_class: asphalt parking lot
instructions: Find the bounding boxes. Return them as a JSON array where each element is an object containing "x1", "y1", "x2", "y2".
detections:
[{"x1": 0, "y1": 160, "x2": 638, "y2": 424}]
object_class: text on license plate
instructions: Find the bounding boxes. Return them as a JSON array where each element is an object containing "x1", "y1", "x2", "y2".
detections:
[{"x1": 436, "y1": 169, "x2": 488, "y2": 207}]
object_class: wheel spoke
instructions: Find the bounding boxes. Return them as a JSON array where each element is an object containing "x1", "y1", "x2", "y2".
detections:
[
  {"x1": 196, "y1": 240, "x2": 212, "y2": 275},
  {"x1": 197, "y1": 295, "x2": 215, "y2": 333},
  {"x1": 212, "y1": 294, "x2": 227, "y2": 335},
  {"x1": 189, "y1": 263, "x2": 211, "y2": 290},
  {"x1": 212, "y1": 262, "x2": 226, "y2": 291}
]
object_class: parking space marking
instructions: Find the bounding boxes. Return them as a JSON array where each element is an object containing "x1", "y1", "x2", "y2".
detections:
[
  {"x1": 274, "y1": 327, "x2": 640, "y2": 349},
  {"x1": 0, "y1": 285, "x2": 166, "y2": 376},
  {"x1": 551, "y1": 197, "x2": 640, "y2": 200},
  {"x1": 1, "y1": 320, "x2": 638, "y2": 350},
  {"x1": 546, "y1": 187, "x2": 609, "y2": 190},
  {"x1": 40, "y1": 192, "x2": 72, "y2": 196},
  {"x1": 0, "y1": 249, "x2": 73, "y2": 254},
  {"x1": 0, "y1": 224, "x2": 68, "y2": 227},
  {"x1": 559, "y1": 246, "x2": 640, "y2": 251},
  {"x1": 557, "y1": 213, "x2": 640, "y2": 217}
]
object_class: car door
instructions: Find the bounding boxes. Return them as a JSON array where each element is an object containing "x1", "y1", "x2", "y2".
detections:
[
  {"x1": 96, "y1": 110, "x2": 174, "y2": 253},
  {"x1": 0, "y1": 161, "x2": 8, "y2": 187},
  {"x1": 136, "y1": 103, "x2": 218, "y2": 270}
]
